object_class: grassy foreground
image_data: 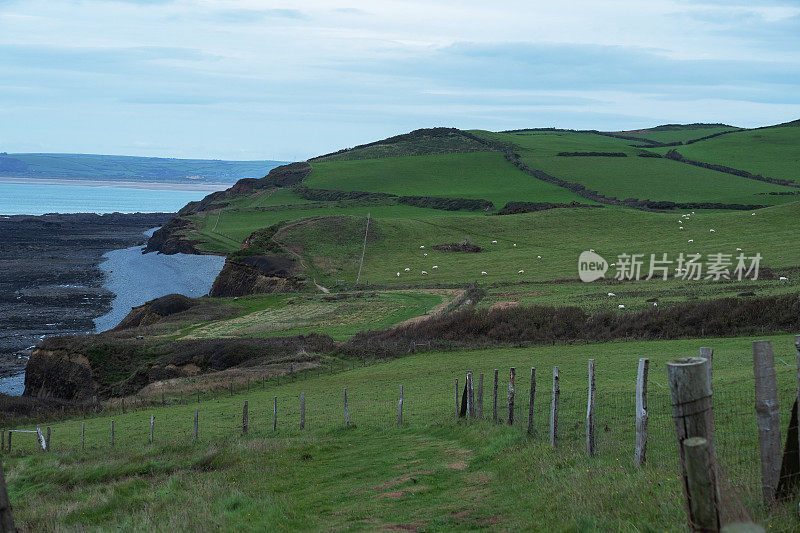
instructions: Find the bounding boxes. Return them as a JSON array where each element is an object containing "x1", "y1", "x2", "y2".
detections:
[{"x1": 6, "y1": 334, "x2": 800, "y2": 531}]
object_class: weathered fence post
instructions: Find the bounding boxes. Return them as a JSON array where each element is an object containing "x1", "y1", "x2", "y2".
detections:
[
  {"x1": 111, "y1": 420, "x2": 115, "y2": 447},
  {"x1": 122, "y1": 396, "x2": 125, "y2": 414},
  {"x1": 796, "y1": 336, "x2": 800, "y2": 457},
  {"x1": 273, "y1": 397, "x2": 277, "y2": 431},
  {"x1": 242, "y1": 401, "x2": 248, "y2": 435},
  {"x1": 507, "y1": 368, "x2": 516, "y2": 426},
  {"x1": 162, "y1": 392, "x2": 165, "y2": 405},
  {"x1": 194, "y1": 409, "x2": 199, "y2": 441},
  {"x1": 300, "y1": 393, "x2": 306, "y2": 429},
  {"x1": 493, "y1": 370, "x2": 499, "y2": 423},
  {"x1": 477, "y1": 374, "x2": 484, "y2": 419},
  {"x1": 683, "y1": 437, "x2": 720, "y2": 532},
  {"x1": 528, "y1": 367, "x2": 536, "y2": 435},
  {"x1": 343, "y1": 389, "x2": 350, "y2": 427},
  {"x1": 634, "y1": 358, "x2": 649, "y2": 467},
  {"x1": 0, "y1": 458, "x2": 16, "y2": 532},
  {"x1": 467, "y1": 372, "x2": 475, "y2": 418},
  {"x1": 1, "y1": 431, "x2": 4, "y2": 451},
  {"x1": 586, "y1": 360, "x2": 596, "y2": 457},
  {"x1": 45, "y1": 427, "x2": 50, "y2": 452},
  {"x1": 5, "y1": 432, "x2": 9, "y2": 453},
  {"x1": 667, "y1": 356, "x2": 717, "y2": 526},
  {"x1": 398, "y1": 385, "x2": 404, "y2": 425},
  {"x1": 752, "y1": 340, "x2": 781, "y2": 503},
  {"x1": 81, "y1": 422, "x2": 85, "y2": 450},
  {"x1": 150, "y1": 415, "x2": 155, "y2": 444},
  {"x1": 550, "y1": 367, "x2": 559, "y2": 447},
  {"x1": 454, "y1": 378, "x2": 459, "y2": 418}
]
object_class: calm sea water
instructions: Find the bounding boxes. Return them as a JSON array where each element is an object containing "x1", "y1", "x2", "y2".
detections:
[{"x1": 0, "y1": 179, "x2": 226, "y2": 215}]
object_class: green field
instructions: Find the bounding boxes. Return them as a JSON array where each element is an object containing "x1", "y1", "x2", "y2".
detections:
[
  {"x1": 616, "y1": 125, "x2": 738, "y2": 144},
  {"x1": 305, "y1": 152, "x2": 590, "y2": 208},
  {"x1": 662, "y1": 126, "x2": 800, "y2": 184},
  {"x1": 7, "y1": 335, "x2": 799, "y2": 531},
  {"x1": 474, "y1": 130, "x2": 798, "y2": 205}
]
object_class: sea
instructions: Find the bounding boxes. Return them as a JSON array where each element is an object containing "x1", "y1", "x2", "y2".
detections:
[
  {"x1": 0, "y1": 179, "x2": 229, "y2": 395},
  {"x1": 0, "y1": 177, "x2": 227, "y2": 215}
]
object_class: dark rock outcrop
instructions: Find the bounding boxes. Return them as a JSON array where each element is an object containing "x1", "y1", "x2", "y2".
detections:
[
  {"x1": 143, "y1": 217, "x2": 206, "y2": 254},
  {"x1": 112, "y1": 294, "x2": 195, "y2": 331},
  {"x1": 24, "y1": 338, "x2": 97, "y2": 401},
  {"x1": 209, "y1": 256, "x2": 305, "y2": 297}
]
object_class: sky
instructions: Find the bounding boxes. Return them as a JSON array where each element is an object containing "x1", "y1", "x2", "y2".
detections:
[{"x1": 0, "y1": 0, "x2": 799, "y2": 161}]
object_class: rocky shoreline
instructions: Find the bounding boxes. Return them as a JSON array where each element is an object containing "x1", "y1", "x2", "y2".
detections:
[{"x1": 0, "y1": 213, "x2": 173, "y2": 384}]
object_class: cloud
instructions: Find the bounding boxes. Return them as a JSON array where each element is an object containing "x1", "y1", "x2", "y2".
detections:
[{"x1": 215, "y1": 8, "x2": 309, "y2": 23}]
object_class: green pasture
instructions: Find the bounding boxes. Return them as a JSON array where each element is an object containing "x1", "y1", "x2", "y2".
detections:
[
  {"x1": 6, "y1": 334, "x2": 800, "y2": 531},
  {"x1": 618, "y1": 125, "x2": 738, "y2": 144}
]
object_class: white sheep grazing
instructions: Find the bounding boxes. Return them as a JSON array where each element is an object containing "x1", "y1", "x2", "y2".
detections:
[
  {"x1": 779, "y1": 276, "x2": 789, "y2": 281},
  {"x1": 481, "y1": 271, "x2": 488, "y2": 275},
  {"x1": 518, "y1": 269, "x2": 524, "y2": 274},
  {"x1": 679, "y1": 227, "x2": 685, "y2": 230},
  {"x1": 420, "y1": 245, "x2": 425, "y2": 249},
  {"x1": 423, "y1": 253, "x2": 428, "y2": 257},
  {"x1": 432, "y1": 265, "x2": 438, "y2": 269},
  {"x1": 736, "y1": 248, "x2": 742, "y2": 251},
  {"x1": 610, "y1": 263, "x2": 615, "y2": 267},
  {"x1": 751, "y1": 212, "x2": 756, "y2": 216},
  {"x1": 678, "y1": 220, "x2": 683, "y2": 224},
  {"x1": 537, "y1": 255, "x2": 542, "y2": 259},
  {"x1": 491, "y1": 240, "x2": 498, "y2": 244},
  {"x1": 688, "y1": 239, "x2": 694, "y2": 243},
  {"x1": 396, "y1": 272, "x2": 400, "y2": 277},
  {"x1": 709, "y1": 229, "x2": 715, "y2": 233},
  {"x1": 607, "y1": 292, "x2": 616, "y2": 297},
  {"x1": 653, "y1": 302, "x2": 658, "y2": 307},
  {"x1": 404, "y1": 267, "x2": 410, "y2": 272},
  {"x1": 589, "y1": 249, "x2": 595, "y2": 252},
  {"x1": 513, "y1": 243, "x2": 517, "y2": 247},
  {"x1": 421, "y1": 270, "x2": 428, "y2": 275},
  {"x1": 618, "y1": 304, "x2": 625, "y2": 309}
]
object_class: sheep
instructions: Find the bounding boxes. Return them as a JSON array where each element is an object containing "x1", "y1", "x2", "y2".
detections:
[
  {"x1": 481, "y1": 271, "x2": 488, "y2": 275},
  {"x1": 396, "y1": 272, "x2": 400, "y2": 277},
  {"x1": 688, "y1": 239, "x2": 694, "y2": 243},
  {"x1": 513, "y1": 243, "x2": 517, "y2": 247},
  {"x1": 423, "y1": 253, "x2": 428, "y2": 257},
  {"x1": 679, "y1": 227, "x2": 685, "y2": 230},
  {"x1": 420, "y1": 245, "x2": 425, "y2": 249},
  {"x1": 589, "y1": 248, "x2": 595, "y2": 252},
  {"x1": 421, "y1": 270, "x2": 428, "y2": 275},
  {"x1": 518, "y1": 269, "x2": 524, "y2": 274},
  {"x1": 537, "y1": 255, "x2": 542, "y2": 259},
  {"x1": 653, "y1": 302, "x2": 658, "y2": 307},
  {"x1": 751, "y1": 212, "x2": 756, "y2": 216},
  {"x1": 678, "y1": 220, "x2": 683, "y2": 224},
  {"x1": 491, "y1": 240, "x2": 498, "y2": 244},
  {"x1": 432, "y1": 265, "x2": 438, "y2": 269},
  {"x1": 610, "y1": 263, "x2": 615, "y2": 267},
  {"x1": 736, "y1": 248, "x2": 742, "y2": 251},
  {"x1": 618, "y1": 304, "x2": 625, "y2": 309},
  {"x1": 404, "y1": 267, "x2": 410, "y2": 272},
  {"x1": 779, "y1": 276, "x2": 789, "y2": 281},
  {"x1": 709, "y1": 229, "x2": 715, "y2": 233},
  {"x1": 607, "y1": 292, "x2": 616, "y2": 297}
]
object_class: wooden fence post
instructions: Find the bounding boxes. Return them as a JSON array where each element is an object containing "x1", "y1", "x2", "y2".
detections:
[
  {"x1": 465, "y1": 373, "x2": 473, "y2": 418},
  {"x1": 468, "y1": 372, "x2": 475, "y2": 418},
  {"x1": 242, "y1": 401, "x2": 248, "y2": 435},
  {"x1": 122, "y1": 396, "x2": 125, "y2": 414},
  {"x1": 667, "y1": 356, "x2": 716, "y2": 524},
  {"x1": 150, "y1": 415, "x2": 155, "y2": 444},
  {"x1": 507, "y1": 368, "x2": 516, "y2": 426},
  {"x1": 683, "y1": 437, "x2": 720, "y2": 532},
  {"x1": 111, "y1": 420, "x2": 115, "y2": 447},
  {"x1": 273, "y1": 397, "x2": 277, "y2": 431},
  {"x1": 795, "y1": 335, "x2": 800, "y2": 459},
  {"x1": 586, "y1": 360, "x2": 596, "y2": 457},
  {"x1": 1, "y1": 430, "x2": 4, "y2": 451},
  {"x1": 550, "y1": 367, "x2": 559, "y2": 447},
  {"x1": 343, "y1": 389, "x2": 350, "y2": 427},
  {"x1": 162, "y1": 392, "x2": 165, "y2": 405},
  {"x1": 5, "y1": 432, "x2": 9, "y2": 453},
  {"x1": 752, "y1": 340, "x2": 781, "y2": 503},
  {"x1": 528, "y1": 367, "x2": 536, "y2": 435},
  {"x1": 398, "y1": 385, "x2": 404, "y2": 425},
  {"x1": 45, "y1": 427, "x2": 50, "y2": 452},
  {"x1": 194, "y1": 409, "x2": 199, "y2": 441},
  {"x1": 634, "y1": 358, "x2": 649, "y2": 467},
  {"x1": 0, "y1": 458, "x2": 16, "y2": 532},
  {"x1": 300, "y1": 393, "x2": 306, "y2": 429},
  {"x1": 454, "y1": 378, "x2": 459, "y2": 418},
  {"x1": 477, "y1": 374, "x2": 484, "y2": 419},
  {"x1": 493, "y1": 370, "x2": 499, "y2": 423},
  {"x1": 81, "y1": 422, "x2": 85, "y2": 450}
]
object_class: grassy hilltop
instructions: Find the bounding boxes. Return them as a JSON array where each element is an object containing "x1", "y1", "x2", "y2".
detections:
[{"x1": 9, "y1": 121, "x2": 800, "y2": 531}]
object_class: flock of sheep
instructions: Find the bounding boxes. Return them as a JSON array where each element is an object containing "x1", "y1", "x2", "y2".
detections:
[{"x1": 394, "y1": 240, "x2": 539, "y2": 279}]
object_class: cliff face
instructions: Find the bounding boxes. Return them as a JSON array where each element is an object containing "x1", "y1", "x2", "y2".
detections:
[
  {"x1": 209, "y1": 256, "x2": 305, "y2": 297},
  {"x1": 24, "y1": 341, "x2": 96, "y2": 401},
  {"x1": 143, "y1": 217, "x2": 208, "y2": 255}
]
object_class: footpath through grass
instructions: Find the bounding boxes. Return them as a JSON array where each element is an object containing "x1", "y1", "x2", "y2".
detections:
[{"x1": 5, "y1": 334, "x2": 800, "y2": 530}]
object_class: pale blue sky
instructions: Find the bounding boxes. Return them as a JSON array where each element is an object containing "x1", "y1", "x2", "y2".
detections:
[{"x1": 1, "y1": 0, "x2": 798, "y2": 160}]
